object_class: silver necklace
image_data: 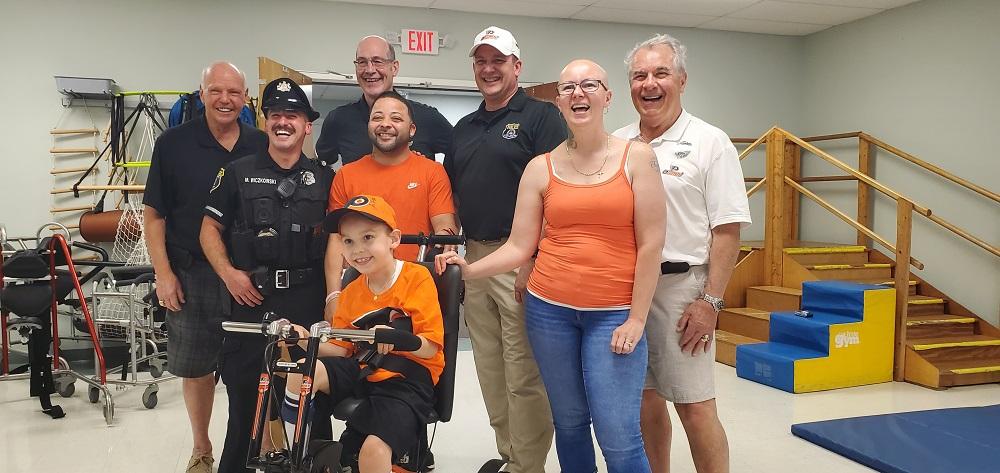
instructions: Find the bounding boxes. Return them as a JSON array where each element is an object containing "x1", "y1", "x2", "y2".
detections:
[{"x1": 567, "y1": 134, "x2": 611, "y2": 177}]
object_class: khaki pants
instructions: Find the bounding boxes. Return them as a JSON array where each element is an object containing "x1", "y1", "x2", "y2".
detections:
[{"x1": 464, "y1": 239, "x2": 553, "y2": 473}]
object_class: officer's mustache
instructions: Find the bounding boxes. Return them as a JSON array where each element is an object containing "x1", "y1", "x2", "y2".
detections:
[{"x1": 270, "y1": 125, "x2": 295, "y2": 136}]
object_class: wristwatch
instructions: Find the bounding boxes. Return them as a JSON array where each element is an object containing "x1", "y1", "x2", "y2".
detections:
[{"x1": 699, "y1": 293, "x2": 724, "y2": 312}]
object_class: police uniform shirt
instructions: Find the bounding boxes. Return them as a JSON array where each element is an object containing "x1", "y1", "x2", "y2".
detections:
[
  {"x1": 445, "y1": 88, "x2": 566, "y2": 241},
  {"x1": 143, "y1": 116, "x2": 267, "y2": 259},
  {"x1": 315, "y1": 94, "x2": 453, "y2": 166},
  {"x1": 203, "y1": 151, "x2": 332, "y2": 269},
  {"x1": 613, "y1": 110, "x2": 751, "y2": 265}
]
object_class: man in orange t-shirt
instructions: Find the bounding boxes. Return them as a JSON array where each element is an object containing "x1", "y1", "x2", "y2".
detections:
[{"x1": 325, "y1": 92, "x2": 458, "y2": 320}]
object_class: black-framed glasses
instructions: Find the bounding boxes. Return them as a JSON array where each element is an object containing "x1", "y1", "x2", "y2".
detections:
[
  {"x1": 556, "y1": 79, "x2": 607, "y2": 95},
  {"x1": 354, "y1": 57, "x2": 390, "y2": 69}
]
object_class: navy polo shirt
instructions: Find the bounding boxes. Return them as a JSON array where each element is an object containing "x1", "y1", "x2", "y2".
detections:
[
  {"x1": 143, "y1": 116, "x2": 267, "y2": 259},
  {"x1": 315, "y1": 94, "x2": 453, "y2": 166},
  {"x1": 445, "y1": 88, "x2": 566, "y2": 241}
]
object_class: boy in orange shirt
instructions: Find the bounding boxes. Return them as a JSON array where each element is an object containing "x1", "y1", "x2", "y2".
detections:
[{"x1": 284, "y1": 194, "x2": 444, "y2": 473}]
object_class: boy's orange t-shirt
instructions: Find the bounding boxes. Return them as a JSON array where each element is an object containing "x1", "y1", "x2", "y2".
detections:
[
  {"x1": 329, "y1": 152, "x2": 455, "y2": 261},
  {"x1": 328, "y1": 261, "x2": 445, "y2": 384}
]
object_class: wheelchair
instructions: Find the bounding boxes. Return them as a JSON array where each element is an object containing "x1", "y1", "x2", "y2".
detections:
[{"x1": 221, "y1": 252, "x2": 463, "y2": 473}]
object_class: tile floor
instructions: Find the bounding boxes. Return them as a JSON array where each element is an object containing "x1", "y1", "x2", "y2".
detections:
[{"x1": 2, "y1": 351, "x2": 998, "y2": 473}]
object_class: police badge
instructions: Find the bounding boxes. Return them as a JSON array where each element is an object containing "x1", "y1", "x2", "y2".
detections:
[{"x1": 301, "y1": 170, "x2": 315, "y2": 186}]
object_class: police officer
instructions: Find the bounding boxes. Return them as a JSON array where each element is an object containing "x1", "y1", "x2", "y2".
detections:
[{"x1": 200, "y1": 77, "x2": 332, "y2": 473}]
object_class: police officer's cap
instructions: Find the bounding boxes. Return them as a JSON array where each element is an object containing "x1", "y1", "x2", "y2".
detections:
[{"x1": 261, "y1": 77, "x2": 320, "y2": 122}]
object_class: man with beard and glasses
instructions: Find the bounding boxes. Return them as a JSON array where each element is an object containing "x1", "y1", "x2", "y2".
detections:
[
  {"x1": 143, "y1": 61, "x2": 267, "y2": 473},
  {"x1": 200, "y1": 77, "x2": 333, "y2": 473},
  {"x1": 316, "y1": 35, "x2": 453, "y2": 166}
]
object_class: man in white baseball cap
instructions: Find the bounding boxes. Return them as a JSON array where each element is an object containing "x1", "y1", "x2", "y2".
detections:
[
  {"x1": 469, "y1": 25, "x2": 521, "y2": 58},
  {"x1": 445, "y1": 25, "x2": 567, "y2": 473}
]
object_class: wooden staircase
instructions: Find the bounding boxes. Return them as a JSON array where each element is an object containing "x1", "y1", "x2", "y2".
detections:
[{"x1": 716, "y1": 243, "x2": 1000, "y2": 389}]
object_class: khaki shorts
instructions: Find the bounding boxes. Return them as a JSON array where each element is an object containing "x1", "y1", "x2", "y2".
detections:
[{"x1": 644, "y1": 265, "x2": 716, "y2": 404}]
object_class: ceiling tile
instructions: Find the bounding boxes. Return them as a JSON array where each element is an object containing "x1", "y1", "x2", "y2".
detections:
[
  {"x1": 777, "y1": 0, "x2": 919, "y2": 8},
  {"x1": 728, "y1": 1, "x2": 881, "y2": 25},
  {"x1": 429, "y1": 0, "x2": 583, "y2": 18},
  {"x1": 700, "y1": 16, "x2": 830, "y2": 35},
  {"x1": 591, "y1": 0, "x2": 757, "y2": 16},
  {"x1": 572, "y1": 6, "x2": 715, "y2": 28}
]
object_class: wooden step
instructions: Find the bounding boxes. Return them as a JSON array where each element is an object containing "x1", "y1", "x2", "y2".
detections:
[
  {"x1": 912, "y1": 357, "x2": 1000, "y2": 388},
  {"x1": 851, "y1": 278, "x2": 918, "y2": 295},
  {"x1": 50, "y1": 147, "x2": 98, "y2": 154},
  {"x1": 907, "y1": 295, "x2": 946, "y2": 316},
  {"x1": 50, "y1": 128, "x2": 98, "y2": 135},
  {"x1": 714, "y1": 329, "x2": 762, "y2": 367},
  {"x1": 805, "y1": 263, "x2": 892, "y2": 280},
  {"x1": 746, "y1": 286, "x2": 801, "y2": 312},
  {"x1": 906, "y1": 314, "x2": 976, "y2": 338},
  {"x1": 784, "y1": 246, "x2": 869, "y2": 265},
  {"x1": 718, "y1": 308, "x2": 770, "y2": 341},
  {"x1": 907, "y1": 335, "x2": 1000, "y2": 363}
]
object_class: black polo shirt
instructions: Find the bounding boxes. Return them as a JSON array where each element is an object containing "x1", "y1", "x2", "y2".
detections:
[
  {"x1": 445, "y1": 88, "x2": 566, "y2": 241},
  {"x1": 143, "y1": 116, "x2": 267, "y2": 259},
  {"x1": 315, "y1": 94, "x2": 453, "y2": 166}
]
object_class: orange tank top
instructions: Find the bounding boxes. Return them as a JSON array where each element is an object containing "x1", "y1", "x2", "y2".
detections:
[{"x1": 527, "y1": 142, "x2": 637, "y2": 309}]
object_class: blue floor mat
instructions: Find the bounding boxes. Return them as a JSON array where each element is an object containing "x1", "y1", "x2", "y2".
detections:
[{"x1": 791, "y1": 404, "x2": 1000, "y2": 473}]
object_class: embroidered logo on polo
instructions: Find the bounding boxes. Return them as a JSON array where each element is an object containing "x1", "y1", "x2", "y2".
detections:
[
  {"x1": 502, "y1": 123, "x2": 519, "y2": 140},
  {"x1": 301, "y1": 171, "x2": 315, "y2": 186},
  {"x1": 245, "y1": 177, "x2": 278, "y2": 185},
  {"x1": 664, "y1": 165, "x2": 684, "y2": 177},
  {"x1": 210, "y1": 168, "x2": 224, "y2": 193},
  {"x1": 675, "y1": 150, "x2": 690, "y2": 158}
]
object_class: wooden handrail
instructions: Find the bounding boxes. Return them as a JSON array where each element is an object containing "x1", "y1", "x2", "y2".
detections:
[
  {"x1": 860, "y1": 132, "x2": 1000, "y2": 204},
  {"x1": 801, "y1": 131, "x2": 861, "y2": 142},
  {"x1": 798, "y1": 175, "x2": 857, "y2": 183},
  {"x1": 925, "y1": 213, "x2": 1000, "y2": 258},
  {"x1": 738, "y1": 131, "x2": 769, "y2": 161},
  {"x1": 779, "y1": 129, "x2": 932, "y2": 216},
  {"x1": 747, "y1": 178, "x2": 766, "y2": 198},
  {"x1": 784, "y1": 176, "x2": 924, "y2": 269},
  {"x1": 731, "y1": 137, "x2": 757, "y2": 144},
  {"x1": 51, "y1": 185, "x2": 145, "y2": 194},
  {"x1": 745, "y1": 177, "x2": 764, "y2": 183}
]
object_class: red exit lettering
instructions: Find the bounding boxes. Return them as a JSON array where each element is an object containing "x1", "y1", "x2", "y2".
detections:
[{"x1": 402, "y1": 29, "x2": 439, "y2": 55}]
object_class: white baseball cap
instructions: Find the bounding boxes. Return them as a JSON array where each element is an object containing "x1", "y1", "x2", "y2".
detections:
[{"x1": 469, "y1": 26, "x2": 521, "y2": 59}]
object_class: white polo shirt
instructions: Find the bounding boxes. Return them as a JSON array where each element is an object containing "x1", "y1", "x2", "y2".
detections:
[{"x1": 614, "y1": 110, "x2": 751, "y2": 265}]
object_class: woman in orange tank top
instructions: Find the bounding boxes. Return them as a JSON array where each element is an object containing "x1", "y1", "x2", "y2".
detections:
[{"x1": 436, "y1": 60, "x2": 666, "y2": 473}]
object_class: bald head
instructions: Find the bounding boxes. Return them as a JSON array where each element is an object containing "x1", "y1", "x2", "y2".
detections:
[
  {"x1": 357, "y1": 35, "x2": 396, "y2": 61},
  {"x1": 560, "y1": 59, "x2": 608, "y2": 84},
  {"x1": 201, "y1": 61, "x2": 245, "y2": 90},
  {"x1": 200, "y1": 61, "x2": 247, "y2": 128}
]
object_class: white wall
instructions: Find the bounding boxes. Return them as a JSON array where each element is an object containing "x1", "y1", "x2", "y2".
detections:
[
  {"x1": 798, "y1": 0, "x2": 999, "y2": 324},
  {"x1": 1, "y1": 0, "x2": 800, "y2": 241}
]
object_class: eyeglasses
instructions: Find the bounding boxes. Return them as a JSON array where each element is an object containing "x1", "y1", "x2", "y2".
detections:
[
  {"x1": 354, "y1": 57, "x2": 390, "y2": 69},
  {"x1": 556, "y1": 79, "x2": 607, "y2": 96}
]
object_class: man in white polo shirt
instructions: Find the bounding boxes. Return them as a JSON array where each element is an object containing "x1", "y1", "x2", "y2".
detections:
[{"x1": 614, "y1": 34, "x2": 750, "y2": 473}]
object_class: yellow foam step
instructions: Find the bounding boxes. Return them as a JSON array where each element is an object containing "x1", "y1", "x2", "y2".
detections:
[
  {"x1": 810, "y1": 263, "x2": 891, "y2": 270},
  {"x1": 784, "y1": 246, "x2": 866, "y2": 255},
  {"x1": 907, "y1": 317, "x2": 976, "y2": 326},
  {"x1": 950, "y1": 366, "x2": 1000, "y2": 375},
  {"x1": 912, "y1": 340, "x2": 1000, "y2": 350}
]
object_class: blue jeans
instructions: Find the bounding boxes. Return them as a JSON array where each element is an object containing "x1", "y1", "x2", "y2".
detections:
[{"x1": 524, "y1": 293, "x2": 651, "y2": 473}]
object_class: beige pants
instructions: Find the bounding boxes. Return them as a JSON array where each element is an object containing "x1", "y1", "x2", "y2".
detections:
[{"x1": 464, "y1": 239, "x2": 553, "y2": 473}]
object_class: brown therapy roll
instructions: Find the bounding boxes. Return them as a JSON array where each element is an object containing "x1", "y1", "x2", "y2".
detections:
[{"x1": 79, "y1": 209, "x2": 140, "y2": 242}]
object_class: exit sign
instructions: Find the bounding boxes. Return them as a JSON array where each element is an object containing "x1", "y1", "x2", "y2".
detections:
[{"x1": 401, "y1": 29, "x2": 439, "y2": 55}]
